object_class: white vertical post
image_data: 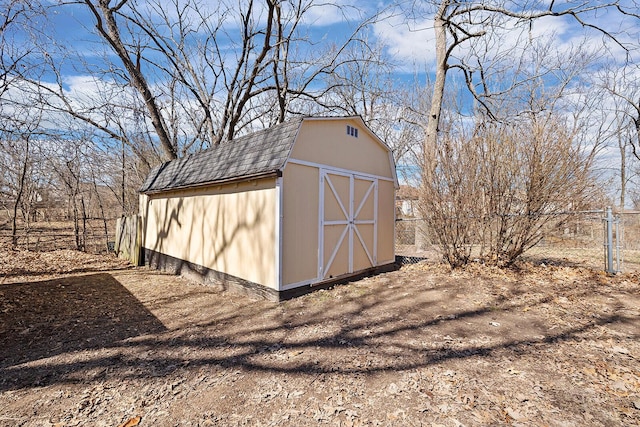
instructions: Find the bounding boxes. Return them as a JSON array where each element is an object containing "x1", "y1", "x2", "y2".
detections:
[
  {"x1": 615, "y1": 215, "x2": 622, "y2": 272},
  {"x1": 274, "y1": 176, "x2": 283, "y2": 290},
  {"x1": 318, "y1": 171, "x2": 325, "y2": 279},
  {"x1": 605, "y1": 206, "x2": 615, "y2": 274},
  {"x1": 348, "y1": 174, "x2": 354, "y2": 273}
]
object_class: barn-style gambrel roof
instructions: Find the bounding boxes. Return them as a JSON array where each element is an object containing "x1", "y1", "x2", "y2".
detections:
[
  {"x1": 140, "y1": 115, "x2": 396, "y2": 194},
  {"x1": 140, "y1": 117, "x2": 304, "y2": 194}
]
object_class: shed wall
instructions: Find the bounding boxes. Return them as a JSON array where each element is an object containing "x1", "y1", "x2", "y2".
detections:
[
  {"x1": 281, "y1": 162, "x2": 319, "y2": 286},
  {"x1": 290, "y1": 119, "x2": 394, "y2": 178},
  {"x1": 141, "y1": 178, "x2": 278, "y2": 289},
  {"x1": 280, "y1": 119, "x2": 396, "y2": 288},
  {"x1": 377, "y1": 179, "x2": 396, "y2": 265}
]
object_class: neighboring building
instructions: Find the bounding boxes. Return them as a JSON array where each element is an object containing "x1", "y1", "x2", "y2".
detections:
[
  {"x1": 139, "y1": 116, "x2": 398, "y2": 301},
  {"x1": 396, "y1": 185, "x2": 420, "y2": 217}
]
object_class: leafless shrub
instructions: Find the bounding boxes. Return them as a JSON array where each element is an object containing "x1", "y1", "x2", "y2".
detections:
[{"x1": 419, "y1": 115, "x2": 601, "y2": 267}]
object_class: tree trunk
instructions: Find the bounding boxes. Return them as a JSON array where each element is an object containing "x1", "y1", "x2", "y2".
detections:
[
  {"x1": 11, "y1": 197, "x2": 20, "y2": 249},
  {"x1": 72, "y1": 193, "x2": 80, "y2": 251},
  {"x1": 121, "y1": 139, "x2": 126, "y2": 215},
  {"x1": 81, "y1": 195, "x2": 87, "y2": 252},
  {"x1": 620, "y1": 139, "x2": 626, "y2": 210},
  {"x1": 92, "y1": 175, "x2": 111, "y2": 253},
  {"x1": 423, "y1": 0, "x2": 449, "y2": 181},
  {"x1": 11, "y1": 138, "x2": 29, "y2": 249},
  {"x1": 417, "y1": 1, "x2": 449, "y2": 251},
  {"x1": 85, "y1": 0, "x2": 177, "y2": 160}
]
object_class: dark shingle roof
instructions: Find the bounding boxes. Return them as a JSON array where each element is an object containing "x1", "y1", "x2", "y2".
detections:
[{"x1": 140, "y1": 118, "x2": 303, "y2": 194}]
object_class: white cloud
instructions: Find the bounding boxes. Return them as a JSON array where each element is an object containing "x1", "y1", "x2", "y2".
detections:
[
  {"x1": 299, "y1": 0, "x2": 371, "y2": 27},
  {"x1": 372, "y1": 3, "x2": 639, "y2": 73},
  {"x1": 61, "y1": 75, "x2": 106, "y2": 102},
  {"x1": 372, "y1": 12, "x2": 436, "y2": 70}
]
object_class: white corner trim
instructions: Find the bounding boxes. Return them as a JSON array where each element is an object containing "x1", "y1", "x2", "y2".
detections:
[{"x1": 275, "y1": 176, "x2": 284, "y2": 290}]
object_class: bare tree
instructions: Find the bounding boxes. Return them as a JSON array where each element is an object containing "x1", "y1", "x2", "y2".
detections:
[
  {"x1": 417, "y1": 37, "x2": 606, "y2": 266},
  {"x1": 59, "y1": 0, "x2": 381, "y2": 159},
  {"x1": 315, "y1": 41, "x2": 421, "y2": 161},
  {"x1": 1, "y1": 0, "x2": 46, "y2": 245},
  {"x1": 598, "y1": 63, "x2": 640, "y2": 209},
  {"x1": 0, "y1": 0, "x2": 40, "y2": 98},
  {"x1": 81, "y1": 0, "x2": 177, "y2": 160},
  {"x1": 409, "y1": 0, "x2": 640, "y2": 178},
  {"x1": 0, "y1": 107, "x2": 46, "y2": 248},
  {"x1": 420, "y1": 112, "x2": 601, "y2": 266}
]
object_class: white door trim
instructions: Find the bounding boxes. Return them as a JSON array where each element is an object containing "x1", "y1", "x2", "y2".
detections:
[
  {"x1": 319, "y1": 168, "x2": 378, "y2": 280},
  {"x1": 288, "y1": 158, "x2": 395, "y2": 183}
]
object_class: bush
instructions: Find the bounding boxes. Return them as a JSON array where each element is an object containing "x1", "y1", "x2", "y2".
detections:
[{"x1": 419, "y1": 116, "x2": 600, "y2": 267}]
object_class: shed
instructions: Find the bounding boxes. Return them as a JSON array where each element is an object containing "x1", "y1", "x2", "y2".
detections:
[{"x1": 139, "y1": 116, "x2": 398, "y2": 300}]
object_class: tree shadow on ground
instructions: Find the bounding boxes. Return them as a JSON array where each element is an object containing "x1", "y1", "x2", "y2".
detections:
[
  {"x1": 1, "y1": 264, "x2": 132, "y2": 280},
  {"x1": 0, "y1": 269, "x2": 637, "y2": 392},
  {"x1": 0, "y1": 274, "x2": 167, "y2": 372}
]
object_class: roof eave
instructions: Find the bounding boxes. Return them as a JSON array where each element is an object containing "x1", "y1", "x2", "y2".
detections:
[{"x1": 140, "y1": 169, "x2": 282, "y2": 195}]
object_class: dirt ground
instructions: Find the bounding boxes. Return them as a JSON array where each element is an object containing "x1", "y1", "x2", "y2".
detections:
[{"x1": 0, "y1": 249, "x2": 639, "y2": 427}]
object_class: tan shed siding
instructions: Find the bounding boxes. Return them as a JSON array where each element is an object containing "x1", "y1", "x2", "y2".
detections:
[
  {"x1": 290, "y1": 120, "x2": 393, "y2": 178},
  {"x1": 352, "y1": 177, "x2": 375, "y2": 272},
  {"x1": 139, "y1": 193, "x2": 149, "y2": 248},
  {"x1": 324, "y1": 225, "x2": 350, "y2": 277},
  {"x1": 377, "y1": 179, "x2": 396, "y2": 264},
  {"x1": 281, "y1": 162, "x2": 319, "y2": 286},
  {"x1": 142, "y1": 178, "x2": 278, "y2": 289}
]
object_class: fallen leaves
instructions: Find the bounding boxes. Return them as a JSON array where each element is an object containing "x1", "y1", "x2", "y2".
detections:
[
  {"x1": 118, "y1": 416, "x2": 142, "y2": 427},
  {"x1": 0, "y1": 257, "x2": 638, "y2": 426},
  {"x1": 0, "y1": 248, "x2": 129, "y2": 282}
]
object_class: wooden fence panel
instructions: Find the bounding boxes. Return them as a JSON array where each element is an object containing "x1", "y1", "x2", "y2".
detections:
[{"x1": 115, "y1": 215, "x2": 142, "y2": 265}]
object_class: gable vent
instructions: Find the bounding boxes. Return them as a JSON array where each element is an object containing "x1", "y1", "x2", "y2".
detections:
[{"x1": 346, "y1": 125, "x2": 358, "y2": 138}]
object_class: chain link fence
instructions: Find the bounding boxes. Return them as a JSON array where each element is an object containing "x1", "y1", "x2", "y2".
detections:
[
  {"x1": 395, "y1": 210, "x2": 640, "y2": 273},
  {"x1": 0, "y1": 218, "x2": 117, "y2": 254},
  {"x1": 4, "y1": 209, "x2": 640, "y2": 272}
]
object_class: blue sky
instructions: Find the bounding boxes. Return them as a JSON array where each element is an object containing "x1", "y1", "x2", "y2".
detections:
[
  {"x1": 11, "y1": 1, "x2": 640, "y2": 142},
  {"x1": 33, "y1": 0, "x2": 638, "y2": 97},
  {"x1": 4, "y1": 0, "x2": 638, "y2": 199},
  {"x1": 33, "y1": 3, "x2": 639, "y2": 125}
]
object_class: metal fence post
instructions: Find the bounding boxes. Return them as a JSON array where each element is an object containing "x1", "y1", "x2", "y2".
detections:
[
  {"x1": 606, "y1": 207, "x2": 614, "y2": 274},
  {"x1": 603, "y1": 206, "x2": 620, "y2": 274}
]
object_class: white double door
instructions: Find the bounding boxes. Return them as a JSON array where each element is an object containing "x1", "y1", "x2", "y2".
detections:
[{"x1": 319, "y1": 169, "x2": 378, "y2": 280}]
